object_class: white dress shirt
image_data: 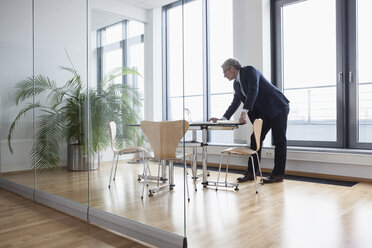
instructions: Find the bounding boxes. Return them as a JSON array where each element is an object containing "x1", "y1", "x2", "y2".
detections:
[{"x1": 221, "y1": 71, "x2": 248, "y2": 120}]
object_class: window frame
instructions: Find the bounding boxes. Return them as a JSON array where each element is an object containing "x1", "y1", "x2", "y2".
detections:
[
  {"x1": 272, "y1": 0, "x2": 372, "y2": 149},
  {"x1": 347, "y1": 0, "x2": 372, "y2": 149},
  {"x1": 163, "y1": 1, "x2": 233, "y2": 114},
  {"x1": 162, "y1": 0, "x2": 207, "y2": 121},
  {"x1": 96, "y1": 20, "x2": 145, "y2": 119},
  {"x1": 163, "y1": 0, "x2": 236, "y2": 143},
  {"x1": 96, "y1": 20, "x2": 145, "y2": 86}
]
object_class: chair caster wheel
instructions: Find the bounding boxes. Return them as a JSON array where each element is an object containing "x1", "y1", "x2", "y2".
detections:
[{"x1": 235, "y1": 187, "x2": 239, "y2": 191}]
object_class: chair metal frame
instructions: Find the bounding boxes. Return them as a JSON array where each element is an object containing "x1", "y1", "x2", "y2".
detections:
[
  {"x1": 217, "y1": 119, "x2": 264, "y2": 193},
  {"x1": 108, "y1": 121, "x2": 147, "y2": 188}
]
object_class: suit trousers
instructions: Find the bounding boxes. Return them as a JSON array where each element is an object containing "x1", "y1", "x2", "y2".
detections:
[{"x1": 247, "y1": 106, "x2": 289, "y2": 176}]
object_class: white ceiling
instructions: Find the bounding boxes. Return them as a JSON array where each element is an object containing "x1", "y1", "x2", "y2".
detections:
[
  {"x1": 116, "y1": 0, "x2": 177, "y2": 10},
  {"x1": 91, "y1": 0, "x2": 179, "y2": 30}
]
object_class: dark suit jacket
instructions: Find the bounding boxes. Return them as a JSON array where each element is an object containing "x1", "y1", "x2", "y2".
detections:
[{"x1": 223, "y1": 66, "x2": 289, "y2": 121}]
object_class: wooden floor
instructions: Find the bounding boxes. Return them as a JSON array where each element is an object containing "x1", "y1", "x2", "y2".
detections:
[
  {"x1": 0, "y1": 188, "x2": 148, "y2": 248},
  {"x1": 3, "y1": 161, "x2": 372, "y2": 248}
]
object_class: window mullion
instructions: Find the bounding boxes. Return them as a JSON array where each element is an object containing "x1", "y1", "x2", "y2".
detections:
[
  {"x1": 203, "y1": 0, "x2": 209, "y2": 124},
  {"x1": 122, "y1": 20, "x2": 128, "y2": 85}
]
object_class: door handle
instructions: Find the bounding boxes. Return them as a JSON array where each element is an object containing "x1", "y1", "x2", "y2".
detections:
[
  {"x1": 338, "y1": 72, "x2": 343, "y2": 84},
  {"x1": 349, "y1": 71, "x2": 353, "y2": 83}
]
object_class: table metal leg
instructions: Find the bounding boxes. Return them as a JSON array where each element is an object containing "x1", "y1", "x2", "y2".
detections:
[
  {"x1": 202, "y1": 128, "x2": 208, "y2": 187},
  {"x1": 137, "y1": 159, "x2": 168, "y2": 182},
  {"x1": 148, "y1": 159, "x2": 175, "y2": 196},
  {"x1": 161, "y1": 160, "x2": 166, "y2": 179},
  {"x1": 192, "y1": 147, "x2": 197, "y2": 177},
  {"x1": 191, "y1": 130, "x2": 198, "y2": 179},
  {"x1": 169, "y1": 160, "x2": 175, "y2": 188}
]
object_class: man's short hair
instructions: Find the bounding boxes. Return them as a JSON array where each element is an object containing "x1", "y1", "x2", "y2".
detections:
[{"x1": 222, "y1": 58, "x2": 242, "y2": 70}]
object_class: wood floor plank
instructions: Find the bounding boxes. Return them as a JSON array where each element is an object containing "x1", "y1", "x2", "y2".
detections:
[
  {"x1": 0, "y1": 189, "x2": 148, "y2": 248},
  {"x1": 2, "y1": 160, "x2": 372, "y2": 248}
]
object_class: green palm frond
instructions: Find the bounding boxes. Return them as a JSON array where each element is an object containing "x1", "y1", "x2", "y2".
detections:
[
  {"x1": 31, "y1": 110, "x2": 66, "y2": 170},
  {"x1": 9, "y1": 65, "x2": 142, "y2": 171},
  {"x1": 48, "y1": 87, "x2": 68, "y2": 109},
  {"x1": 15, "y1": 75, "x2": 57, "y2": 104},
  {"x1": 8, "y1": 102, "x2": 43, "y2": 154},
  {"x1": 60, "y1": 66, "x2": 83, "y2": 97},
  {"x1": 63, "y1": 96, "x2": 84, "y2": 144}
]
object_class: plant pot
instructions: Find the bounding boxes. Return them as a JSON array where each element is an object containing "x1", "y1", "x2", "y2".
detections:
[{"x1": 67, "y1": 144, "x2": 99, "y2": 171}]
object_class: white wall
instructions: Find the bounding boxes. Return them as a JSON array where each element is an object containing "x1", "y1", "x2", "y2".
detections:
[
  {"x1": 144, "y1": 7, "x2": 163, "y2": 121},
  {"x1": 34, "y1": 0, "x2": 87, "y2": 80},
  {"x1": 0, "y1": 0, "x2": 34, "y2": 173},
  {"x1": 232, "y1": 0, "x2": 272, "y2": 146},
  {"x1": 90, "y1": 0, "x2": 147, "y2": 23},
  {"x1": 1, "y1": 0, "x2": 88, "y2": 172}
]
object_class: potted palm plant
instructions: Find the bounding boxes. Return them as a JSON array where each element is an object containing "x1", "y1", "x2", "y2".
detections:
[{"x1": 8, "y1": 66, "x2": 142, "y2": 171}]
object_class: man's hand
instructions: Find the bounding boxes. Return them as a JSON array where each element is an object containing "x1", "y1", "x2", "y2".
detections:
[
  {"x1": 209, "y1": 117, "x2": 220, "y2": 123},
  {"x1": 239, "y1": 111, "x2": 247, "y2": 124}
]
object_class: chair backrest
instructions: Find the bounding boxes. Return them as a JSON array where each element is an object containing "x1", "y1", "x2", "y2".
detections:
[
  {"x1": 108, "y1": 121, "x2": 117, "y2": 152},
  {"x1": 250, "y1": 119, "x2": 263, "y2": 151},
  {"x1": 140, "y1": 120, "x2": 189, "y2": 159}
]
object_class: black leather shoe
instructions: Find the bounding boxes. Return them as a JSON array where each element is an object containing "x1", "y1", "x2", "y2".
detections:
[
  {"x1": 263, "y1": 174, "x2": 283, "y2": 184},
  {"x1": 237, "y1": 171, "x2": 254, "y2": 182}
]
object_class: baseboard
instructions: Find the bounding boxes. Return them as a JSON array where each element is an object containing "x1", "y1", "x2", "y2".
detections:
[
  {"x1": 191, "y1": 161, "x2": 370, "y2": 183},
  {"x1": 34, "y1": 190, "x2": 89, "y2": 221},
  {"x1": 0, "y1": 166, "x2": 69, "y2": 176},
  {"x1": 89, "y1": 208, "x2": 186, "y2": 248},
  {"x1": 0, "y1": 177, "x2": 34, "y2": 201}
]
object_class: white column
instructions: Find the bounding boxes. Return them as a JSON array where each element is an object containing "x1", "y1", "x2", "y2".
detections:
[{"x1": 232, "y1": 0, "x2": 271, "y2": 145}]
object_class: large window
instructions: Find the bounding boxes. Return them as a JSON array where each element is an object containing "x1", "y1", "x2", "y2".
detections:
[
  {"x1": 274, "y1": 0, "x2": 372, "y2": 149},
  {"x1": 164, "y1": 0, "x2": 234, "y2": 142},
  {"x1": 166, "y1": 0, "x2": 203, "y2": 121},
  {"x1": 97, "y1": 20, "x2": 145, "y2": 119}
]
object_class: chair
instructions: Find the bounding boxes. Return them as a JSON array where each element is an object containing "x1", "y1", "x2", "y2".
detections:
[
  {"x1": 217, "y1": 119, "x2": 264, "y2": 193},
  {"x1": 140, "y1": 120, "x2": 192, "y2": 199},
  {"x1": 108, "y1": 121, "x2": 147, "y2": 188}
]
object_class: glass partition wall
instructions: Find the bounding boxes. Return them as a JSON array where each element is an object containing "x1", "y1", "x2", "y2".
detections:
[
  {"x1": 0, "y1": 0, "x2": 35, "y2": 187},
  {"x1": 89, "y1": 4, "x2": 188, "y2": 238},
  {"x1": 33, "y1": 0, "x2": 89, "y2": 204},
  {"x1": 0, "y1": 0, "x2": 188, "y2": 246}
]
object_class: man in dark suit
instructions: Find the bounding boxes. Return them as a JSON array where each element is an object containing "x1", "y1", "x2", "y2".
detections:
[{"x1": 209, "y1": 58, "x2": 290, "y2": 183}]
